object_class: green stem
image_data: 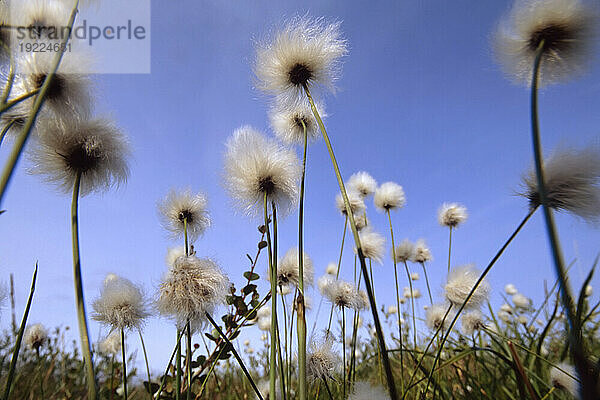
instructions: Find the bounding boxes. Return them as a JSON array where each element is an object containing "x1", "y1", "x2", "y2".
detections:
[
  {"x1": 205, "y1": 313, "x2": 264, "y2": 400},
  {"x1": 138, "y1": 330, "x2": 152, "y2": 399},
  {"x1": 0, "y1": 89, "x2": 40, "y2": 113},
  {"x1": 326, "y1": 216, "x2": 348, "y2": 338},
  {"x1": 420, "y1": 208, "x2": 537, "y2": 397},
  {"x1": 184, "y1": 218, "x2": 189, "y2": 256},
  {"x1": 421, "y1": 262, "x2": 434, "y2": 305},
  {"x1": 152, "y1": 329, "x2": 186, "y2": 400},
  {"x1": 1, "y1": 264, "x2": 37, "y2": 400},
  {"x1": 121, "y1": 328, "x2": 128, "y2": 400},
  {"x1": 110, "y1": 354, "x2": 114, "y2": 400},
  {"x1": 36, "y1": 348, "x2": 44, "y2": 399},
  {"x1": 341, "y1": 308, "x2": 346, "y2": 399},
  {"x1": 186, "y1": 322, "x2": 192, "y2": 400},
  {"x1": 71, "y1": 171, "x2": 98, "y2": 400},
  {"x1": 529, "y1": 41, "x2": 594, "y2": 399},
  {"x1": 0, "y1": 0, "x2": 80, "y2": 207},
  {"x1": 447, "y1": 227, "x2": 453, "y2": 274},
  {"x1": 304, "y1": 84, "x2": 397, "y2": 400},
  {"x1": 176, "y1": 330, "x2": 181, "y2": 400},
  {"x1": 0, "y1": 39, "x2": 15, "y2": 105},
  {"x1": 297, "y1": 120, "x2": 308, "y2": 400},
  {"x1": 404, "y1": 260, "x2": 417, "y2": 348},
  {"x1": 0, "y1": 120, "x2": 15, "y2": 148},
  {"x1": 264, "y1": 193, "x2": 278, "y2": 400},
  {"x1": 387, "y1": 209, "x2": 405, "y2": 393}
]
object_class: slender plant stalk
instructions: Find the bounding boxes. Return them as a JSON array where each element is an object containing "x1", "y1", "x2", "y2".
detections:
[
  {"x1": 507, "y1": 341, "x2": 540, "y2": 400},
  {"x1": 341, "y1": 307, "x2": 346, "y2": 399},
  {"x1": 447, "y1": 227, "x2": 453, "y2": 273},
  {"x1": 529, "y1": 41, "x2": 595, "y2": 399},
  {"x1": 176, "y1": 330, "x2": 181, "y2": 400},
  {"x1": 2, "y1": 264, "x2": 37, "y2": 400},
  {"x1": 540, "y1": 386, "x2": 556, "y2": 400},
  {"x1": 153, "y1": 329, "x2": 186, "y2": 399},
  {"x1": 0, "y1": 0, "x2": 80, "y2": 207},
  {"x1": 322, "y1": 378, "x2": 334, "y2": 400},
  {"x1": 0, "y1": 89, "x2": 40, "y2": 113},
  {"x1": 264, "y1": 193, "x2": 278, "y2": 400},
  {"x1": 326, "y1": 216, "x2": 348, "y2": 337},
  {"x1": 205, "y1": 313, "x2": 265, "y2": 400},
  {"x1": 71, "y1": 171, "x2": 98, "y2": 400},
  {"x1": 186, "y1": 322, "x2": 192, "y2": 400},
  {"x1": 304, "y1": 84, "x2": 397, "y2": 400},
  {"x1": 0, "y1": 40, "x2": 15, "y2": 105},
  {"x1": 386, "y1": 209, "x2": 404, "y2": 393},
  {"x1": 297, "y1": 120, "x2": 308, "y2": 400},
  {"x1": 280, "y1": 290, "x2": 290, "y2": 398},
  {"x1": 0, "y1": 120, "x2": 15, "y2": 149},
  {"x1": 138, "y1": 330, "x2": 152, "y2": 399},
  {"x1": 109, "y1": 354, "x2": 115, "y2": 400},
  {"x1": 420, "y1": 208, "x2": 537, "y2": 397},
  {"x1": 403, "y1": 260, "x2": 417, "y2": 348},
  {"x1": 120, "y1": 328, "x2": 128, "y2": 400},
  {"x1": 36, "y1": 348, "x2": 45, "y2": 399},
  {"x1": 421, "y1": 262, "x2": 433, "y2": 305},
  {"x1": 275, "y1": 313, "x2": 288, "y2": 400}
]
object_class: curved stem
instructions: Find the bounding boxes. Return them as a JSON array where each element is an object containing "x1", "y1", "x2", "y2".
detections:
[
  {"x1": 121, "y1": 328, "x2": 128, "y2": 400},
  {"x1": 304, "y1": 84, "x2": 397, "y2": 400},
  {"x1": 387, "y1": 209, "x2": 405, "y2": 393},
  {"x1": 138, "y1": 330, "x2": 152, "y2": 399},
  {"x1": 447, "y1": 227, "x2": 453, "y2": 274},
  {"x1": 326, "y1": 216, "x2": 348, "y2": 338},
  {"x1": 341, "y1": 308, "x2": 346, "y2": 399},
  {"x1": 421, "y1": 262, "x2": 433, "y2": 305},
  {"x1": 71, "y1": 171, "x2": 97, "y2": 400},
  {"x1": 404, "y1": 260, "x2": 417, "y2": 348},
  {"x1": 0, "y1": 120, "x2": 15, "y2": 149},
  {"x1": 297, "y1": 120, "x2": 308, "y2": 400},
  {"x1": 529, "y1": 41, "x2": 593, "y2": 398},
  {"x1": 264, "y1": 193, "x2": 278, "y2": 400},
  {"x1": 186, "y1": 322, "x2": 192, "y2": 400}
]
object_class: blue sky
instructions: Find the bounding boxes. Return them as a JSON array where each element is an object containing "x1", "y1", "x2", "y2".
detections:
[{"x1": 1, "y1": 0, "x2": 599, "y2": 375}]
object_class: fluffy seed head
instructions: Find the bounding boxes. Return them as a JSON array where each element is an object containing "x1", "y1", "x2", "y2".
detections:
[
  {"x1": 411, "y1": 272, "x2": 420, "y2": 280},
  {"x1": 318, "y1": 275, "x2": 335, "y2": 294},
  {"x1": 411, "y1": 239, "x2": 433, "y2": 263},
  {"x1": 387, "y1": 305, "x2": 398, "y2": 315},
  {"x1": 347, "y1": 381, "x2": 387, "y2": 400},
  {"x1": 269, "y1": 99, "x2": 323, "y2": 144},
  {"x1": 426, "y1": 303, "x2": 452, "y2": 331},
  {"x1": 585, "y1": 284, "x2": 592, "y2": 296},
  {"x1": 258, "y1": 317, "x2": 271, "y2": 331},
  {"x1": 273, "y1": 247, "x2": 314, "y2": 288},
  {"x1": 374, "y1": 182, "x2": 406, "y2": 211},
  {"x1": 521, "y1": 148, "x2": 600, "y2": 221},
  {"x1": 323, "y1": 279, "x2": 365, "y2": 310},
  {"x1": 224, "y1": 126, "x2": 301, "y2": 217},
  {"x1": 28, "y1": 116, "x2": 129, "y2": 196},
  {"x1": 461, "y1": 310, "x2": 486, "y2": 335},
  {"x1": 24, "y1": 323, "x2": 48, "y2": 350},
  {"x1": 403, "y1": 286, "x2": 422, "y2": 299},
  {"x1": 98, "y1": 331, "x2": 121, "y2": 355},
  {"x1": 92, "y1": 275, "x2": 149, "y2": 331},
  {"x1": 348, "y1": 171, "x2": 377, "y2": 198},
  {"x1": 307, "y1": 338, "x2": 337, "y2": 383},
  {"x1": 353, "y1": 213, "x2": 369, "y2": 231},
  {"x1": 157, "y1": 255, "x2": 229, "y2": 332},
  {"x1": 13, "y1": 0, "x2": 70, "y2": 38},
  {"x1": 505, "y1": 283, "x2": 518, "y2": 295},
  {"x1": 166, "y1": 247, "x2": 186, "y2": 267},
  {"x1": 355, "y1": 228, "x2": 385, "y2": 264},
  {"x1": 493, "y1": 0, "x2": 597, "y2": 87},
  {"x1": 393, "y1": 239, "x2": 414, "y2": 263},
  {"x1": 499, "y1": 310, "x2": 512, "y2": 322},
  {"x1": 500, "y1": 303, "x2": 514, "y2": 313},
  {"x1": 512, "y1": 293, "x2": 532, "y2": 309},
  {"x1": 254, "y1": 15, "x2": 347, "y2": 103},
  {"x1": 335, "y1": 190, "x2": 365, "y2": 216},
  {"x1": 16, "y1": 50, "x2": 93, "y2": 118},
  {"x1": 550, "y1": 363, "x2": 579, "y2": 396},
  {"x1": 159, "y1": 189, "x2": 211, "y2": 241},
  {"x1": 325, "y1": 262, "x2": 337, "y2": 275},
  {"x1": 438, "y1": 203, "x2": 468, "y2": 228},
  {"x1": 444, "y1": 265, "x2": 490, "y2": 309}
]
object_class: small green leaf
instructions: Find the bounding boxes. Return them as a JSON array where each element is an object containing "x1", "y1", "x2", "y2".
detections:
[{"x1": 243, "y1": 271, "x2": 260, "y2": 281}]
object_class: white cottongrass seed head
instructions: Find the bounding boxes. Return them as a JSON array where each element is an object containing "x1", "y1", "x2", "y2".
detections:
[
  {"x1": 374, "y1": 182, "x2": 406, "y2": 211},
  {"x1": 307, "y1": 337, "x2": 337, "y2": 383},
  {"x1": 505, "y1": 283, "x2": 518, "y2": 295},
  {"x1": 521, "y1": 147, "x2": 600, "y2": 222},
  {"x1": 317, "y1": 275, "x2": 335, "y2": 294},
  {"x1": 438, "y1": 203, "x2": 468, "y2": 228},
  {"x1": 29, "y1": 116, "x2": 129, "y2": 196},
  {"x1": 159, "y1": 189, "x2": 211, "y2": 241},
  {"x1": 348, "y1": 171, "x2": 377, "y2": 198},
  {"x1": 461, "y1": 310, "x2": 486, "y2": 336},
  {"x1": 444, "y1": 265, "x2": 491, "y2": 309},
  {"x1": 224, "y1": 125, "x2": 301, "y2": 217},
  {"x1": 254, "y1": 15, "x2": 347, "y2": 103},
  {"x1": 353, "y1": 213, "x2": 369, "y2": 231},
  {"x1": 493, "y1": 0, "x2": 597, "y2": 87},
  {"x1": 550, "y1": 363, "x2": 579, "y2": 396},
  {"x1": 387, "y1": 305, "x2": 398, "y2": 315},
  {"x1": 585, "y1": 284, "x2": 592, "y2": 296},
  {"x1": 25, "y1": 323, "x2": 48, "y2": 350},
  {"x1": 512, "y1": 293, "x2": 532, "y2": 309},
  {"x1": 323, "y1": 279, "x2": 365, "y2": 310},
  {"x1": 335, "y1": 189, "x2": 365, "y2": 216},
  {"x1": 157, "y1": 254, "x2": 229, "y2": 332},
  {"x1": 355, "y1": 228, "x2": 385, "y2": 264},
  {"x1": 411, "y1": 239, "x2": 433, "y2": 263},
  {"x1": 347, "y1": 381, "x2": 388, "y2": 400},
  {"x1": 98, "y1": 331, "x2": 122, "y2": 355},
  {"x1": 269, "y1": 98, "x2": 323, "y2": 144},
  {"x1": 325, "y1": 262, "x2": 337, "y2": 275},
  {"x1": 411, "y1": 272, "x2": 420, "y2": 280},
  {"x1": 426, "y1": 303, "x2": 452, "y2": 331},
  {"x1": 392, "y1": 239, "x2": 414, "y2": 263},
  {"x1": 274, "y1": 247, "x2": 314, "y2": 288},
  {"x1": 166, "y1": 246, "x2": 186, "y2": 267},
  {"x1": 92, "y1": 275, "x2": 149, "y2": 331}
]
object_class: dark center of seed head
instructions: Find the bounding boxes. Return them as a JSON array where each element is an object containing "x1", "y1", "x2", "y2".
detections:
[
  {"x1": 66, "y1": 144, "x2": 100, "y2": 173},
  {"x1": 529, "y1": 23, "x2": 574, "y2": 53},
  {"x1": 34, "y1": 73, "x2": 66, "y2": 101},
  {"x1": 288, "y1": 63, "x2": 312, "y2": 86},
  {"x1": 258, "y1": 176, "x2": 275, "y2": 195},
  {"x1": 294, "y1": 116, "x2": 309, "y2": 129},
  {"x1": 178, "y1": 210, "x2": 194, "y2": 223}
]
